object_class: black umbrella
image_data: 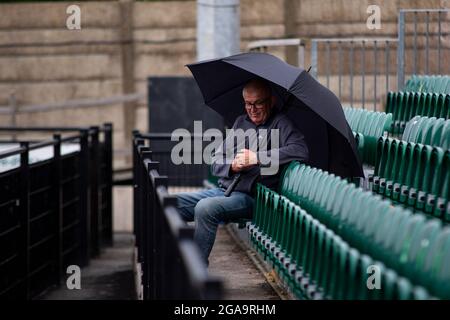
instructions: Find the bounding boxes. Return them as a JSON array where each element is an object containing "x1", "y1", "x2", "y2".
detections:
[{"x1": 186, "y1": 52, "x2": 364, "y2": 178}]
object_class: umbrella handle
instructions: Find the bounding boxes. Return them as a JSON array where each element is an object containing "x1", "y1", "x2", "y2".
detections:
[{"x1": 223, "y1": 174, "x2": 241, "y2": 197}]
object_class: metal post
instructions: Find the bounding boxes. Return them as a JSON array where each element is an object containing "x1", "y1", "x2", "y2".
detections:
[
  {"x1": 374, "y1": 40, "x2": 378, "y2": 111},
  {"x1": 413, "y1": 12, "x2": 417, "y2": 75},
  {"x1": 338, "y1": 42, "x2": 342, "y2": 100},
  {"x1": 311, "y1": 40, "x2": 318, "y2": 79},
  {"x1": 362, "y1": 41, "x2": 366, "y2": 109},
  {"x1": 149, "y1": 163, "x2": 161, "y2": 299},
  {"x1": 397, "y1": 10, "x2": 405, "y2": 91},
  {"x1": 326, "y1": 41, "x2": 330, "y2": 88},
  {"x1": 438, "y1": 11, "x2": 441, "y2": 73},
  {"x1": 103, "y1": 123, "x2": 114, "y2": 246},
  {"x1": 89, "y1": 126, "x2": 100, "y2": 256},
  {"x1": 426, "y1": 11, "x2": 430, "y2": 75},
  {"x1": 19, "y1": 142, "x2": 30, "y2": 299},
  {"x1": 78, "y1": 129, "x2": 90, "y2": 267},
  {"x1": 141, "y1": 152, "x2": 154, "y2": 299},
  {"x1": 152, "y1": 174, "x2": 168, "y2": 299},
  {"x1": 297, "y1": 43, "x2": 305, "y2": 69},
  {"x1": 385, "y1": 40, "x2": 390, "y2": 96},
  {"x1": 148, "y1": 162, "x2": 158, "y2": 299},
  {"x1": 9, "y1": 94, "x2": 17, "y2": 140},
  {"x1": 143, "y1": 158, "x2": 152, "y2": 299},
  {"x1": 197, "y1": 0, "x2": 240, "y2": 61},
  {"x1": 137, "y1": 146, "x2": 151, "y2": 265},
  {"x1": 350, "y1": 42, "x2": 354, "y2": 107},
  {"x1": 132, "y1": 133, "x2": 143, "y2": 239},
  {"x1": 52, "y1": 134, "x2": 63, "y2": 286}
]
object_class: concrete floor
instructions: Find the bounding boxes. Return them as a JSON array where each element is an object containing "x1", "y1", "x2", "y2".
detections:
[
  {"x1": 40, "y1": 227, "x2": 280, "y2": 300},
  {"x1": 40, "y1": 233, "x2": 136, "y2": 300},
  {"x1": 209, "y1": 226, "x2": 280, "y2": 300}
]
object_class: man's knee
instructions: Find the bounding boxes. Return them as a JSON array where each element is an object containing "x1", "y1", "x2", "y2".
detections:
[{"x1": 195, "y1": 198, "x2": 221, "y2": 221}]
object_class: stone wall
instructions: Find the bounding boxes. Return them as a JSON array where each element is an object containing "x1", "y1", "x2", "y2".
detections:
[{"x1": 0, "y1": 0, "x2": 447, "y2": 167}]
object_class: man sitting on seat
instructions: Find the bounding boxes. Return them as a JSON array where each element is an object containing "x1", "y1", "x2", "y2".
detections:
[{"x1": 176, "y1": 78, "x2": 309, "y2": 265}]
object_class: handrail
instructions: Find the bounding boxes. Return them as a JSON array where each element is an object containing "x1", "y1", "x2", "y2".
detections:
[
  {"x1": 138, "y1": 132, "x2": 223, "y2": 140},
  {"x1": 0, "y1": 126, "x2": 91, "y2": 132},
  {"x1": 0, "y1": 93, "x2": 145, "y2": 114},
  {"x1": 0, "y1": 145, "x2": 26, "y2": 159},
  {"x1": 247, "y1": 37, "x2": 305, "y2": 68},
  {"x1": 311, "y1": 37, "x2": 397, "y2": 43},
  {"x1": 133, "y1": 132, "x2": 224, "y2": 299},
  {"x1": 247, "y1": 38, "x2": 304, "y2": 50}
]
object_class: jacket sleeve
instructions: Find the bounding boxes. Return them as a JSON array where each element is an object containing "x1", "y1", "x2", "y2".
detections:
[
  {"x1": 257, "y1": 116, "x2": 309, "y2": 167},
  {"x1": 210, "y1": 122, "x2": 237, "y2": 178}
]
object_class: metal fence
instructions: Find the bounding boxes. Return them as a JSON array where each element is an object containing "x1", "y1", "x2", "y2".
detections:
[
  {"x1": 132, "y1": 134, "x2": 223, "y2": 300},
  {"x1": 397, "y1": 9, "x2": 450, "y2": 89},
  {"x1": 247, "y1": 38, "x2": 305, "y2": 68},
  {"x1": 0, "y1": 93, "x2": 144, "y2": 159},
  {"x1": 311, "y1": 38, "x2": 399, "y2": 111},
  {"x1": 137, "y1": 132, "x2": 213, "y2": 187},
  {"x1": 0, "y1": 124, "x2": 113, "y2": 299}
]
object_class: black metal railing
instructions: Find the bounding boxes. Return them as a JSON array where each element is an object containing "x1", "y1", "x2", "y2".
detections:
[
  {"x1": 132, "y1": 132, "x2": 223, "y2": 300},
  {"x1": 138, "y1": 133, "x2": 213, "y2": 187},
  {"x1": 0, "y1": 123, "x2": 113, "y2": 299}
]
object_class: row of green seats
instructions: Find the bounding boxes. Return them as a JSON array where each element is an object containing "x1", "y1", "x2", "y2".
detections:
[
  {"x1": 344, "y1": 108, "x2": 393, "y2": 165},
  {"x1": 403, "y1": 116, "x2": 450, "y2": 149},
  {"x1": 248, "y1": 185, "x2": 431, "y2": 300},
  {"x1": 372, "y1": 137, "x2": 450, "y2": 221},
  {"x1": 385, "y1": 92, "x2": 450, "y2": 134},
  {"x1": 275, "y1": 161, "x2": 450, "y2": 299},
  {"x1": 405, "y1": 75, "x2": 450, "y2": 94}
]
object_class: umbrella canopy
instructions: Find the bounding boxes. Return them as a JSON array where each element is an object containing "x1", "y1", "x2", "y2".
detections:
[{"x1": 186, "y1": 52, "x2": 364, "y2": 178}]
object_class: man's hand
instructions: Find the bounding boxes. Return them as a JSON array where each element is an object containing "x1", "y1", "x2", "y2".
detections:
[{"x1": 231, "y1": 149, "x2": 258, "y2": 173}]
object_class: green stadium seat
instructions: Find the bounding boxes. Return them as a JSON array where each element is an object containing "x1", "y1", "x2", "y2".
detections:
[
  {"x1": 404, "y1": 75, "x2": 450, "y2": 94},
  {"x1": 384, "y1": 90, "x2": 450, "y2": 136},
  {"x1": 384, "y1": 139, "x2": 448, "y2": 220},
  {"x1": 248, "y1": 158, "x2": 449, "y2": 299},
  {"x1": 344, "y1": 107, "x2": 393, "y2": 165},
  {"x1": 396, "y1": 278, "x2": 414, "y2": 299},
  {"x1": 295, "y1": 162, "x2": 447, "y2": 296},
  {"x1": 430, "y1": 118, "x2": 446, "y2": 146},
  {"x1": 440, "y1": 120, "x2": 450, "y2": 149},
  {"x1": 382, "y1": 269, "x2": 400, "y2": 300},
  {"x1": 406, "y1": 220, "x2": 442, "y2": 286},
  {"x1": 427, "y1": 229, "x2": 450, "y2": 298}
]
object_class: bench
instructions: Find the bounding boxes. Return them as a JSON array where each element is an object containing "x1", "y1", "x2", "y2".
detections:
[
  {"x1": 402, "y1": 116, "x2": 450, "y2": 149},
  {"x1": 386, "y1": 91, "x2": 450, "y2": 134},
  {"x1": 369, "y1": 137, "x2": 450, "y2": 221},
  {"x1": 344, "y1": 108, "x2": 393, "y2": 165},
  {"x1": 248, "y1": 161, "x2": 450, "y2": 299}
]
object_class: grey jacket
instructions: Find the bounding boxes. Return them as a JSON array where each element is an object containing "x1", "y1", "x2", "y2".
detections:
[{"x1": 211, "y1": 110, "x2": 309, "y2": 194}]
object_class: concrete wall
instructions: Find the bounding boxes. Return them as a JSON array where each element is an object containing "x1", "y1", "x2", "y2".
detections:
[{"x1": 0, "y1": 0, "x2": 447, "y2": 164}]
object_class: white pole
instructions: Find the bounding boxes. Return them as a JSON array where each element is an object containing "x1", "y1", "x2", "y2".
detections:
[{"x1": 197, "y1": 0, "x2": 240, "y2": 61}]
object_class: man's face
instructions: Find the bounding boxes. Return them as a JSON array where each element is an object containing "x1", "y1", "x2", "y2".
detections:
[{"x1": 243, "y1": 89, "x2": 272, "y2": 126}]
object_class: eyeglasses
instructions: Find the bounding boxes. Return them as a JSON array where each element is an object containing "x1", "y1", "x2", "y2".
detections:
[{"x1": 244, "y1": 97, "x2": 270, "y2": 110}]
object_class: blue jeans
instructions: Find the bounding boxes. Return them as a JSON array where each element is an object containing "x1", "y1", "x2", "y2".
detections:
[{"x1": 176, "y1": 188, "x2": 254, "y2": 265}]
